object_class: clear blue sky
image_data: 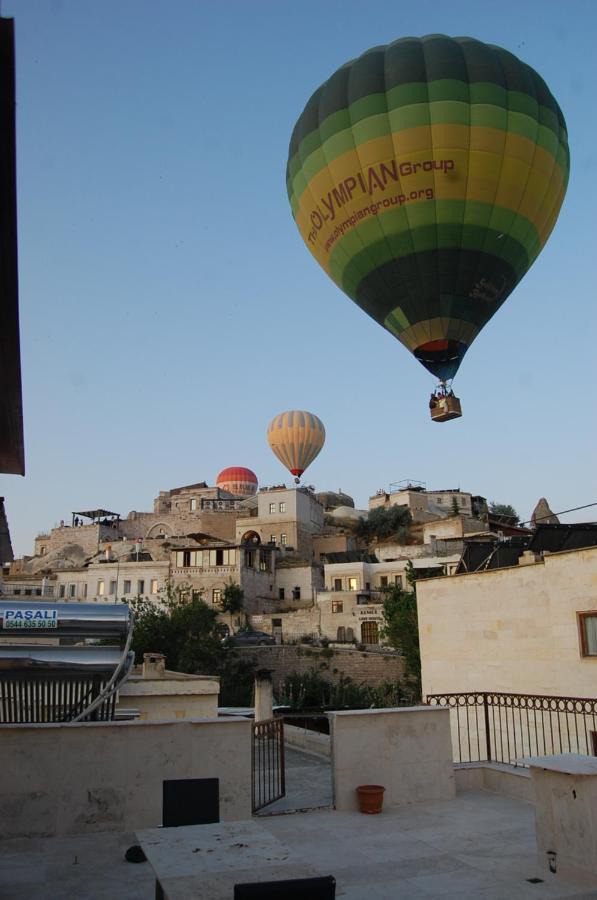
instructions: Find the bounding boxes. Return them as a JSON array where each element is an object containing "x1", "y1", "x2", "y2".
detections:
[{"x1": 2, "y1": 0, "x2": 596, "y2": 556}]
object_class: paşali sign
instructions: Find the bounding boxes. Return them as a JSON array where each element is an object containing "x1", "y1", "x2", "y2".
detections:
[{"x1": 3, "y1": 608, "x2": 58, "y2": 629}]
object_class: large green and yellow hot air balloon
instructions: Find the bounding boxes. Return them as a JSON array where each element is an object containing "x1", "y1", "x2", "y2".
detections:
[
  {"x1": 286, "y1": 35, "x2": 569, "y2": 420},
  {"x1": 267, "y1": 410, "x2": 325, "y2": 483}
]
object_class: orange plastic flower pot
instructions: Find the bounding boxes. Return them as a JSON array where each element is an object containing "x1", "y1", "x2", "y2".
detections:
[{"x1": 356, "y1": 784, "x2": 385, "y2": 814}]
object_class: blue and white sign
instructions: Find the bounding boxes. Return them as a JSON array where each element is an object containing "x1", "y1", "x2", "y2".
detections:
[{"x1": 3, "y1": 608, "x2": 58, "y2": 629}]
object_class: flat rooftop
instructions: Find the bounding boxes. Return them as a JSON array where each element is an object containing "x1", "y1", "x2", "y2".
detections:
[{"x1": 2, "y1": 785, "x2": 596, "y2": 898}]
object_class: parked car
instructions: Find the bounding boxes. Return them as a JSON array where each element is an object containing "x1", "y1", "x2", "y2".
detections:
[{"x1": 225, "y1": 629, "x2": 276, "y2": 646}]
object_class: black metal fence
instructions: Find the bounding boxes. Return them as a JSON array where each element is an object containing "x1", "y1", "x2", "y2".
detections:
[
  {"x1": 426, "y1": 691, "x2": 597, "y2": 765},
  {"x1": 252, "y1": 716, "x2": 285, "y2": 812}
]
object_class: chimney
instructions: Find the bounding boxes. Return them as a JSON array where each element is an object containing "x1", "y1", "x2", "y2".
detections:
[
  {"x1": 518, "y1": 550, "x2": 539, "y2": 567},
  {"x1": 142, "y1": 652, "x2": 166, "y2": 678},
  {"x1": 254, "y1": 669, "x2": 274, "y2": 722}
]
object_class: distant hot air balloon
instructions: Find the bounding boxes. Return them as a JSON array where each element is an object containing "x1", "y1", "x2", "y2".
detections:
[
  {"x1": 216, "y1": 466, "x2": 258, "y2": 496},
  {"x1": 286, "y1": 35, "x2": 569, "y2": 421},
  {"x1": 267, "y1": 410, "x2": 325, "y2": 483}
]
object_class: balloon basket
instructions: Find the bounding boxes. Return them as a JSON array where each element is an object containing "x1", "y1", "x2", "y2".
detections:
[{"x1": 430, "y1": 395, "x2": 462, "y2": 422}]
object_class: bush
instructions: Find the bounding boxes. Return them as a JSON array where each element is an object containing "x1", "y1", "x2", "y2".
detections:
[{"x1": 278, "y1": 668, "x2": 408, "y2": 711}]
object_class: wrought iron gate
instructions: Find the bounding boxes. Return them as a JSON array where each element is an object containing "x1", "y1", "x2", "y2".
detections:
[{"x1": 252, "y1": 717, "x2": 285, "y2": 812}]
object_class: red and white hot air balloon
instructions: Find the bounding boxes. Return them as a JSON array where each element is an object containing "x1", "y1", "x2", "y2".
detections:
[{"x1": 216, "y1": 466, "x2": 258, "y2": 496}]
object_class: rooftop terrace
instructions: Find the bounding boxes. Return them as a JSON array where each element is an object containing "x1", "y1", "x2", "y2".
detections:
[{"x1": 2, "y1": 778, "x2": 596, "y2": 899}]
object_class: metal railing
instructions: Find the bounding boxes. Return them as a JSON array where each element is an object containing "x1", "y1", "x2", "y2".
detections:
[
  {"x1": 426, "y1": 691, "x2": 597, "y2": 765},
  {"x1": 252, "y1": 717, "x2": 285, "y2": 812}
]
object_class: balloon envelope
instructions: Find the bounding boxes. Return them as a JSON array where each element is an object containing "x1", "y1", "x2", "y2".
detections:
[
  {"x1": 287, "y1": 35, "x2": 569, "y2": 380},
  {"x1": 216, "y1": 467, "x2": 258, "y2": 496},
  {"x1": 267, "y1": 410, "x2": 325, "y2": 478}
]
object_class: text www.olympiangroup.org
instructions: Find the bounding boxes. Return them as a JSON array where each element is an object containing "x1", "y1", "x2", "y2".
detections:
[{"x1": 324, "y1": 187, "x2": 434, "y2": 253}]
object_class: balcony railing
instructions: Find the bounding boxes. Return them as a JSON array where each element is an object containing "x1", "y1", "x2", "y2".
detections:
[{"x1": 426, "y1": 691, "x2": 597, "y2": 765}]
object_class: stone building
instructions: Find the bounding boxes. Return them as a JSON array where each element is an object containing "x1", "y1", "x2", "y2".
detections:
[
  {"x1": 5, "y1": 472, "x2": 500, "y2": 649},
  {"x1": 417, "y1": 534, "x2": 597, "y2": 699},
  {"x1": 235, "y1": 486, "x2": 324, "y2": 559},
  {"x1": 369, "y1": 483, "x2": 487, "y2": 524}
]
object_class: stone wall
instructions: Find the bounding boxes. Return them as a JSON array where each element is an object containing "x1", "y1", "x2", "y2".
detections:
[
  {"x1": 329, "y1": 707, "x2": 455, "y2": 811},
  {"x1": 0, "y1": 717, "x2": 251, "y2": 837},
  {"x1": 418, "y1": 545, "x2": 597, "y2": 698},
  {"x1": 235, "y1": 644, "x2": 405, "y2": 694}
]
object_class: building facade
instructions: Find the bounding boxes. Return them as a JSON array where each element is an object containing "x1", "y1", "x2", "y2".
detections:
[{"x1": 417, "y1": 545, "x2": 597, "y2": 699}]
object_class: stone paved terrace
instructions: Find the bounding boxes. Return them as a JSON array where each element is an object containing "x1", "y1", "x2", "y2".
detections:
[{"x1": 2, "y1": 784, "x2": 597, "y2": 898}]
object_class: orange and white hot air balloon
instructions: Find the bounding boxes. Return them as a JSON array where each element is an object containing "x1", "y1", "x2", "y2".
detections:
[
  {"x1": 267, "y1": 410, "x2": 325, "y2": 483},
  {"x1": 216, "y1": 466, "x2": 258, "y2": 496}
]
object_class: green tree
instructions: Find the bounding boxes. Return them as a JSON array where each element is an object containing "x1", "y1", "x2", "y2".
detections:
[
  {"x1": 128, "y1": 582, "x2": 223, "y2": 674},
  {"x1": 221, "y1": 581, "x2": 246, "y2": 628},
  {"x1": 489, "y1": 501, "x2": 519, "y2": 522},
  {"x1": 356, "y1": 505, "x2": 412, "y2": 542},
  {"x1": 127, "y1": 582, "x2": 259, "y2": 704},
  {"x1": 380, "y1": 562, "x2": 422, "y2": 700}
]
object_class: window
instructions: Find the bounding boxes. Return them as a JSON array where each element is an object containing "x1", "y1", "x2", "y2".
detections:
[
  {"x1": 332, "y1": 600, "x2": 343, "y2": 613},
  {"x1": 209, "y1": 549, "x2": 236, "y2": 566},
  {"x1": 109, "y1": 580, "x2": 117, "y2": 596},
  {"x1": 245, "y1": 550, "x2": 255, "y2": 568},
  {"x1": 97, "y1": 580, "x2": 105, "y2": 596},
  {"x1": 579, "y1": 613, "x2": 597, "y2": 656},
  {"x1": 333, "y1": 578, "x2": 342, "y2": 591},
  {"x1": 348, "y1": 577, "x2": 358, "y2": 591},
  {"x1": 83, "y1": 583, "x2": 88, "y2": 598},
  {"x1": 437, "y1": 496, "x2": 442, "y2": 503},
  {"x1": 280, "y1": 533, "x2": 287, "y2": 546},
  {"x1": 380, "y1": 576, "x2": 388, "y2": 588},
  {"x1": 190, "y1": 498, "x2": 197, "y2": 511},
  {"x1": 394, "y1": 575, "x2": 403, "y2": 587},
  {"x1": 212, "y1": 588, "x2": 222, "y2": 605},
  {"x1": 336, "y1": 626, "x2": 346, "y2": 642},
  {"x1": 269, "y1": 535, "x2": 276, "y2": 545},
  {"x1": 69, "y1": 584, "x2": 76, "y2": 598},
  {"x1": 150, "y1": 578, "x2": 158, "y2": 594},
  {"x1": 279, "y1": 502, "x2": 286, "y2": 513},
  {"x1": 269, "y1": 503, "x2": 276, "y2": 514},
  {"x1": 278, "y1": 588, "x2": 285, "y2": 600},
  {"x1": 59, "y1": 584, "x2": 66, "y2": 598},
  {"x1": 137, "y1": 579, "x2": 145, "y2": 595},
  {"x1": 123, "y1": 579, "x2": 131, "y2": 594},
  {"x1": 292, "y1": 586, "x2": 301, "y2": 600}
]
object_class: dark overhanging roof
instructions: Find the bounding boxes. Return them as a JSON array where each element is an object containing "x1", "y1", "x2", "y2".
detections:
[
  {"x1": 73, "y1": 509, "x2": 119, "y2": 520},
  {"x1": 456, "y1": 523, "x2": 597, "y2": 574},
  {"x1": 323, "y1": 550, "x2": 378, "y2": 564},
  {"x1": 528, "y1": 523, "x2": 597, "y2": 554},
  {"x1": 0, "y1": 20, "x2": 24, "y2": 476}
]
